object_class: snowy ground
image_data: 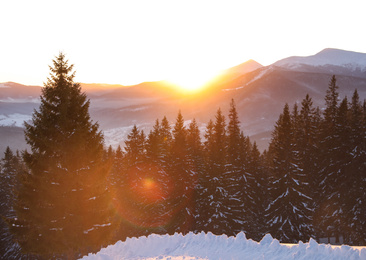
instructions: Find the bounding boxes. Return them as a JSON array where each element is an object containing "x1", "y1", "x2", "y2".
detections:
[{"x1": 80, "y1": 232, "x2": 365, "y2": 260}]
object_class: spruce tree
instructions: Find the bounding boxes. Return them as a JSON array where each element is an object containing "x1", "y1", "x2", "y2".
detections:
[
  {"x1": 186, "y1": 119, "x2": 204, "y2": 172},
  {"x1": 195, "y1": 119, "x2": 215, "y2": 232},
  {"x1": 265, "y1": 104, "x2": 313, "y2": 243},
  {"x1": 315, "y1": 75, "x2": 345, "y2": 243},
  {"x1": 246, "y1": 142, "x2": 267, "y2": 241},
  {"x1": 199, "y1": 109, "x2": 232, "y2": 235},
  {"x1": 0, "y1": 147, "x2": 26, "y2": 259},
  {"x1": 10, "y1": 53, "x2": 114, "y2": 258},
  {"x1": 168, "y1": 111, "x2": 196, "y2": 233},
  {"x1": 226, "y1": 99, "x2": 250, "y2": 235},
  {"x1": 160, "y1": 116, "x2": 172, "y2": 162},
  {"x1": 319, "y1": 97, "x2": 352, "y2": 243},
  {"x1": 345, "y1": 90, "x2": 366, "y2": 244},
  {"x1": 186, "y1": 119, "x2": 205, "y2": 232},
  {"x1": 124, "y1": 125, "x2": 146, "y2": 166},
  {"x1": 146, "y1": 120, "x2": 161, "y2": 162},
  {"x1": 296, "y1": 95, "x2": 320, "y2": 230}
]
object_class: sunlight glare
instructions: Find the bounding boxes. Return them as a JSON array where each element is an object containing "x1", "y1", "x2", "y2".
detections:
[{"x1": 167, "y1": 70, "x2": 220, "y2": 92}]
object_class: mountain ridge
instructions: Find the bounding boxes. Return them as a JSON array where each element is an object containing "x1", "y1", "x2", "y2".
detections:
[
  {"x1": 1, "y1": 48, "x2": 366, "y2": 152},
  {"x1": 274, "y1": 48, "x2": 366, "y2": 76}
]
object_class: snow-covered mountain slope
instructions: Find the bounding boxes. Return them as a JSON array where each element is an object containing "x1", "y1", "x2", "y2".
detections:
[
  {"x1": 81, "y1": 232, "x2": 365, "y2": 260},
  {"x1": 274, "y1": 48, "x2": 366, "y2": 76}
]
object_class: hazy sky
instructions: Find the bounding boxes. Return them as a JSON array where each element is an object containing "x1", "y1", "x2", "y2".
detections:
[{"x1": 1, "y1": 0, "x2": 366, "y2": 88}]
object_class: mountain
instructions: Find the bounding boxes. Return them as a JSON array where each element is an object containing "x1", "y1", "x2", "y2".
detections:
[
  {"x1": 274, "y1": 48, "x2": 366, "y2": 78},
  {"x1": 222, "y1": 59, "x2": 263, "y2": 77},
  {"x1": 0, "y1": 82, "x2": 41, "y2": 101},
  {"x1": 1, "y1": 49, "x2": 366, "y2": 152}
]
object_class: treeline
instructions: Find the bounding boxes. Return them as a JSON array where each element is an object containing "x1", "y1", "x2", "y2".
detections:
[
  {"x1": 0, "y1": 54, "x2": 365, "y2": 259},
  {"x1": 105, "y1": 75, "x2": 366, "y2": 246}
]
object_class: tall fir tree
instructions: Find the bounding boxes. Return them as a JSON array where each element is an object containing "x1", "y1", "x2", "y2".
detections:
[
  {"x1": 146, "y1": 119, "x2": 161, "y2": 162},
  {"x1": 195, "y1": 119, "x2": 215, "y2": 232},
  {"x1": 199, "y1": 109, "x2": 232, "y2": 235},
  {"x1": 186, "y1": 119, "x2": 205, "y2": 232},
  {"x1": 246, "y1": 142, "x2": 267, "y2": 241},
  {"x1": 315, "y1": 75, "x2": 346, "y2": 243},
  {"x1": 10, "y1": 53, "x2": 114, "y2": 258},
  {"x1": 226, "y1": 99, "x2": 250, "y2": 235},
  {"x1": 160, "y1": 116, "x2": 172, "y2": 162},
  {"x1": 0, "y1": 147, "x2": 27, "y2": 259},
  {"x1": 345, "y1": 90, "x2": 366, "y2": 244},
  {"x1": 265, "y1": 103, "x2": 313, "y2": 243},
  {"x1": 296, "y1": 95, "x2": 321, "y2": 223},
  {"x1": 168, "y1": 111, "x2": 196, "y2": 233},
  {"x1": 124, "y1": 125, "x2": 146, "y2": 166}
]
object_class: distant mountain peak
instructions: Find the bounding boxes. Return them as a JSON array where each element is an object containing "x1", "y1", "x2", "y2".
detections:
[
  {"x1": 274, "y1": 48, "x2": 366, "y2": 72},
  {"x1": 223, "y1": 59, "x2": 263, "y2": 76}
]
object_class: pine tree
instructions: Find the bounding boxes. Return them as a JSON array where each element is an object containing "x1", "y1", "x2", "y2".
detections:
[
  {"x1": 146, "y1": 117, "x2": 172, "y2": 164},
  {"x1": 315, "y1": 75, "x2": 346, "y2": 243},
  {"x1": 160, "y1": 116, "x2": 172, "y2": 162},
  {"x1": 226, "y1": 99, "x2": 250, "y2": 235},
  {"x1": 265, "y1": 103, "x2": 313, "y2": 243},
  {"x1": 109, "y1": 145, "x2": 124, "y2": 191},
  {"x1": 146, "y1": 119, "x2": 161, "y2": 162},
  {"x1": 246, "y1": 142, "x2": 267, "y2": 241},
  {"x1": 345, "y1": 90, "x2": 366, "y2": 244},
  {"x1": 168, "y1": 111, "x2": 196, "y2": 233},
  {"x1": 0, "y1": 147, "x2": 26, "y2": 259},
  {"x1": 295, "y1": 95, "x2": 320, "y2": 234},
  {"x1": 227, "y1": 99, "x2": 241, "y2": 166},
  {"x1": 10, "y1": 53, "x2": 114, "y2": 258},
  {"x1": 186, "y1": 119, "x2": 205, "y2": 232},
  {"x1": 186, "y1": 119, "x2": 204, "y2": 172},
  {"x1": 195, "y1": 119, "x2": 215, "y2": 232},
  {"x1": 322, "y1": 97, "x2": 352, "y2": 243},
  {"x1": 199, "y1": 109, "x2": 232, "y2": 235},
  {"x1": 124, "y1": 125, "x2": 146, "y2": 166}
]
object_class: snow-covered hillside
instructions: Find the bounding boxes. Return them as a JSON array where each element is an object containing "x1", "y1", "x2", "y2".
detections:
[
  {"x1": 80, "y1": 232, "x2": 365, "y2": 260},
  {"x1": 274, "y1": 48, "x2": 366, "y2": 72}
]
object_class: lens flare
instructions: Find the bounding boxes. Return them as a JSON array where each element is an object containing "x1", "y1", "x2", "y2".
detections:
[
  {"x1": 133, "y1": 177, "x2": 165, "y2": 204},
  {"x1": 110, "y1": 162, "x2": 199, "y2": 232},
  {"x1": 111, "y1": 163, "x2": 174, "y2": 228}
]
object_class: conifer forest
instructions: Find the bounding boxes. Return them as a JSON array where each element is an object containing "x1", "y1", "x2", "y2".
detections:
[{"x1": 0, "y1": 54, "x2": 365, "y2": 259}]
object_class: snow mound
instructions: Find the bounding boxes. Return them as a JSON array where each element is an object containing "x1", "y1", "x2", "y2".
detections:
[{"x1": 80, "y1": 232, "x2": 365, "y2": 260}]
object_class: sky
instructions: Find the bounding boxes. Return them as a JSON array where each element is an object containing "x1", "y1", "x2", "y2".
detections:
[{"x1": 1, "y1": 0, "x2": 366, "y2": 89}]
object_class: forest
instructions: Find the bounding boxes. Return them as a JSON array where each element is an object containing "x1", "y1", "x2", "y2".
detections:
[{"x1": 0, "y1": 53, "x2": 365, "y2": 259}]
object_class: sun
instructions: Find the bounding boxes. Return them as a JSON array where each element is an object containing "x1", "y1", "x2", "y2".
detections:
[{"x1": 166, "y1": 70, "x2": 220, "y2": 92}]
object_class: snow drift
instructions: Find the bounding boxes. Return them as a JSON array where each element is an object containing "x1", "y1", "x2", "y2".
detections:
[{"x1": 80, "y1": 232, "x2": 365, "y2": 260}]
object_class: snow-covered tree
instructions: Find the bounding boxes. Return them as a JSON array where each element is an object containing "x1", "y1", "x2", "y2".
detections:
[
  {"x1": 198, "y1": 109, "x2": 233, "y2": 235},
  {"x1": 167, "y1": 111, "x2": 197, "y2": 234},
  {"x1": 265, "y1": 103, "x2": 313, "y2": 243},
  {"x1": 315, "y1": 76, "x2": 350, "y2": 243},
  {"x1": 0, "y1": 147, "x2": 27, "y2": 259},
  {"x1": 344, "y1": 90, "x2": 366, "y2": 244},
  {"x1": 226, "y1": 99, "x2": 252, "y2": 235}
]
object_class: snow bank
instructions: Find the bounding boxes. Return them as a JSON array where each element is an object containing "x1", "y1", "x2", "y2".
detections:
[{"x1": 80, "y1": 232, "x2": 365, "y2": 260}]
